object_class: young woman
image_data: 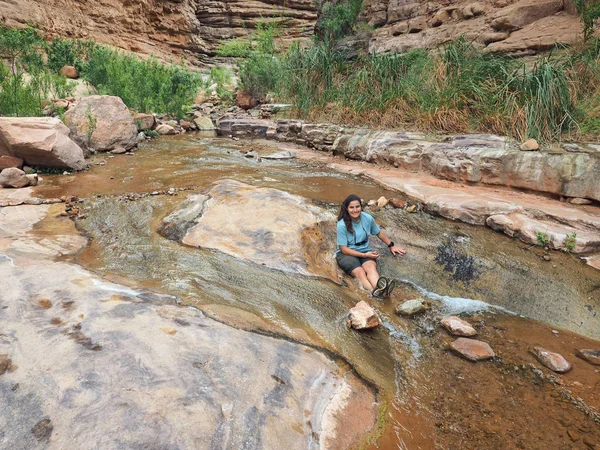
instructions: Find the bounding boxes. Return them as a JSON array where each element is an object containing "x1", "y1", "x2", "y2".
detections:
[{"x1": 336, "y1": 194, "x2": 406, "y2": 297}]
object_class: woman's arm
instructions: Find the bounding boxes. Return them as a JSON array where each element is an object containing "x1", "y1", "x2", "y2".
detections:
[
  {"x1": 376, "y1": 229, "x2": 406, "y2": 256},
  {"x1": 339, "y1": 245, "x2": 380, "y2": 259}
]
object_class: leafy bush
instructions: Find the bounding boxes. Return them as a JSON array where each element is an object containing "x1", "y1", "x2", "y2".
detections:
[
  {"x1": 0, "y1": 26, "x2": 74, "y2": 116},
  {"x1": 46, "y1": 38, "x2": 95, "y2": 73},
  {"x1": 575, "y1": 0, "x2": 600, "y2": 41},
  {"x1": 563, "y1": 232, "x2": 577, "y2": 252},
  {"x1": 79, "y1": 45, "x2": 203, "y2": 118},
  {"x1": 317, "y1": 0, "x2": 363, "y2": 47},
  {"x1": 216, "y1": 39, "x2": 251, "y2": 58}
]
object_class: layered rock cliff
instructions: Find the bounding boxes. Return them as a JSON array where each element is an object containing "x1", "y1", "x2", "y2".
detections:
[
  {"x1": 364, "y1": 0, "x2": 583, "y2": 55},
  {"x1": 0, "y1": 0, "x2": 317, "y2": 64},
  {"x1": 0, "y1": 0, "x2": 585, "y2": 63}
]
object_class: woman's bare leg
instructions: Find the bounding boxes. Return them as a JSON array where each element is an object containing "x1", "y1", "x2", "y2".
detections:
[
  {"x1": 351, "y1": 267, "x2": 373, "y2": 291},
  {"x1": 362, "y1": 260, "x2": 380, "y2": 290}
]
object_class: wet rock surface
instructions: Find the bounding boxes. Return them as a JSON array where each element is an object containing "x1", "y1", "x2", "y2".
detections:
[
  {"x1": 3, "y1": 135, "x2": 600, "y2": 449},
  {"x1": 0, "y1": 200, "x2": 377, "y2": 449}
]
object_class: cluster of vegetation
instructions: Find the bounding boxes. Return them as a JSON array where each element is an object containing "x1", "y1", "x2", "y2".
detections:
[
  {"x1": 0, "y1": 27, "x2": 75, "y2": 116},
  {"x1": 221, "y1": 0, "x2": 600, "y2": 143},
  {"x1": 0, "y1": 26, "x2": 233, "y2": 119}
]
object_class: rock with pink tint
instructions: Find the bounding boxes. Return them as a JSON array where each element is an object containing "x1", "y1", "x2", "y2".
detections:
[
  {"x1": 348, "y1": 301, "x2": 381, "y2": 330},
  {"x1": 450, "y1": 338, "x2": 495, "y2": 361},
  {"x1": 441, "y1": 316, "x2": 477, "y2": 337},
  {"x1": 532, "y1": 347, "x2": 572, "y2": 373},
  {"x1": 0, "y1": 155, "x2": 23, "y2": 170}
]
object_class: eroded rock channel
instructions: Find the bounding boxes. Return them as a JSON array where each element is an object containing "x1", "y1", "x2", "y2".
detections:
[{"x1": 1, "y1": 134, "x2": 599, "y2": 449}]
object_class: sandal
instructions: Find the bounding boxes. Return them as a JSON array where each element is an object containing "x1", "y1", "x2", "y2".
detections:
[
  {"x1": 384, "y1": 278, "x2": 397, "y2": 298},
  {"x1": 372, "y1": 276, "x2": 388, "y2": 298}
]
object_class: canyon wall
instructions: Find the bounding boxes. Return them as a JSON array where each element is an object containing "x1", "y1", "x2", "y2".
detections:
[
  {"x1": 0, "y1": 0, "x2": 317, "y2": 64},
  {"x1": 0, "y1": 0, "x2": 585, "y2": 63}
]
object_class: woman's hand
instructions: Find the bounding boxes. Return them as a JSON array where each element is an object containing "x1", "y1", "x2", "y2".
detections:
[
  {"x1": 390, "y1": 246, "x2": 406, "y2": 256},
  {"x1": 364, "y1": 251, "x2": 380, "y2": 259}
]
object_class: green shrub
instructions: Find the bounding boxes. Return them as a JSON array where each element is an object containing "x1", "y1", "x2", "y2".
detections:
[
  {"x1": 575, "y1": 0, "x2": 600, "y2": 41},
  {"x1": 79, "y1": 45, "x2": 203, "y2": 118},
  {"x1": 216, "y1": 39, "x2": 251, "y2": 58},
  {"x1": 536, "y1": 232, "x2": 550, "y2": 247},
  {"x1": 563, "y1": 232, "x2": 577, "y2": 252},
  {"x1": 0, "y1": 26, "x2": 75, "y2": 116}
]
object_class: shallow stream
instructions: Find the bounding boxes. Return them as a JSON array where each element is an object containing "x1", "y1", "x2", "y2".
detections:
[{"x1": 34, "y1": 134, "x2": 600, "y2": 449}]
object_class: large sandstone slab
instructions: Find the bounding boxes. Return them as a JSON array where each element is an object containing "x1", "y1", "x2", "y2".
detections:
[
  {"x1": 0, "y1": 117, "x2": 86, "y2": 170},
  {"x1": 65, "y1": 95, "x2": 138, "y2": 152},
  {"x1": 0, "y1": 203, "x2": 376, "y2": 449},
  {"x1": 160, "y1": 180, "x2": 337, "y2": 277}
]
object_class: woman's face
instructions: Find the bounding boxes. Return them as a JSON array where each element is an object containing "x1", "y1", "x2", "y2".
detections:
[{"x1": 347, "y1": 200, "x2": 362, "y2": 220}]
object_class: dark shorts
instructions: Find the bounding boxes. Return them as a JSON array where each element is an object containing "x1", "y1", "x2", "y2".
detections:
[{"x1": 336, "y1": 253, "x2": 377, "y2": 275}]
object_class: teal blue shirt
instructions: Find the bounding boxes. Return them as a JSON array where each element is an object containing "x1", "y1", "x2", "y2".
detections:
[{"x1": 336, "y1": 212, "x2": 381, "y2": 255}]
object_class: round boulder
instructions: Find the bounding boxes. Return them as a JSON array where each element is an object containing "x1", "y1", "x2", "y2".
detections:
[{"x1": 65, "y1": 95, "x2": 138, "y2": 152}]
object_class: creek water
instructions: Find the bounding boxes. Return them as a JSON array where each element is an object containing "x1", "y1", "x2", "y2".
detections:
[{"x1": 34, "y1": 134, "x2": 600, "y2": 449}]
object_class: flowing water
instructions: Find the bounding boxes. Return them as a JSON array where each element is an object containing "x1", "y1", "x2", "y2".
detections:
[{"x1": 33, "y1": 134, "x2": 600, "y2": 449}]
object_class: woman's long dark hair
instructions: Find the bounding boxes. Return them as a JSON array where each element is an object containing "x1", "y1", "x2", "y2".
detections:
[{"x1": 338, "y1": 194, "x2": 362, "y2": 234}]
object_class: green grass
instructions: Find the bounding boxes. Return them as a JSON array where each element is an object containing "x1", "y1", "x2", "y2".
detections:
[
  {"x1": 0, "y1": 27, "x2": 236, "y2": 119},
  {"x1": 237, "y1": 24, "x2": 600, "y2": 143}
]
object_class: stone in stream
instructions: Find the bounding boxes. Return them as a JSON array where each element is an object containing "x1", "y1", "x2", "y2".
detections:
[
  {"x1": 395, "y1": 299, "x2": 426, "y2": 316},
  {"x1": 376, "y1": 196, "x2": 388, "y2": 208},
  {"x1": 440, "y1": 316, "x2": 477, "y2": 337},
  {"x1": 348, "y1": 301, "x2": 381, "y2": 330},
  {"x1": 155, "y1": 123, "x2": 176, "y2": 135},
  {"x1": 575, "y1": 349, "x2": 600, "y2": 366},
  {"x1": 449, "y1": 338, "x2": 495, "y2": 361},
  {"x1": 389, "y1": 198, "x2": 406, "y2": 209},
  {"x1": 133, "y1": 113, "x2": 155, "y2": 131},
  {"x1": 0, "y1": 117, "x2": 86, "y2": 170},
  {"x1": 261, "y1": 150, "x2": 296, "y2": 160},
  {"x1": 0, "y1": 168, "x2": 31, "y2": 188},
  {"x1": 532, "y1": 347, "x2": 572, "y2": 373},
  {"x1": 65, "y1": 95, "x2": 138, "y2": 152}
]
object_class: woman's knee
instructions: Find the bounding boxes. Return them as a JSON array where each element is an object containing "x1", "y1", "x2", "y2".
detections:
[{"x1": 351, "y1": 267, "x2": 366, "y2": 278}]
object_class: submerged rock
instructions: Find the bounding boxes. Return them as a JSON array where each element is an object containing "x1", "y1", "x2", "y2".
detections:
[
  {"x1": 440, "y1": 316, "x2": 477, "y2": 337},
  {"x1": 532, "y1": 347, "x2": 572, "y2": 373},
  {"x1": 449, "y1": 338, "x2": 495, "y2": 361},
  {"x1": 261, "y1": 151, "x2": 295, "y2": 160},
  {"x1": 395, "y1": 299, "x2": 426, "y2": 316},
  {"x1": 348, "y1": 301, "x2": 381, "y2": 330},
  {"x1": 575, "y1": 349, "x2": 600, "y2": 366}
]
